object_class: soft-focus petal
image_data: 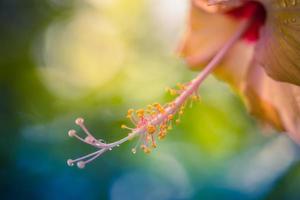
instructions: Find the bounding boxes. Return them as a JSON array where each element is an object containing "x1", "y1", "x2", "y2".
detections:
[
  {"x1": 254, "y1": 1, "x2": 300, "y2": 85},
  {"x1": 217, "y1": 40, "x2": 254, "y2": 89},
  {"x1": 180, "y1": 0, "x2": 300, "y2": 143},
  {"x1": 245, "y1": 63, "x2": 300, "y2": 143},
  {"x1": 193, "y1": 0, "x2": 243, "y2": 13},
  {"x1": 179, "y1": 2, "x2": 255, "y2": 90},
  {"x1": 178, "y1": 2, "x2": 239, "y2": 68}
]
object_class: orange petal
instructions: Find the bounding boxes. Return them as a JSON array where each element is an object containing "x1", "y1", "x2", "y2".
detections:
[
  {"x1": 245, "y1": 63, "x2": 300, "y2": 143},
  {"x1": 178, "y1": 1, "x2": 239, "y2": 69},
  {"x1": 254, "y1": 2, "x2": 300, "y2": 85}
]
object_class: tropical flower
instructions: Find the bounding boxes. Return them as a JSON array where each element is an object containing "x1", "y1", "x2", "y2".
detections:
[
  {"x1": 179, "y1": 0, "x2": 300, "y2": 143},
  {"x1": 67, "y1": 0, "x2": 300, "y2": 168}
]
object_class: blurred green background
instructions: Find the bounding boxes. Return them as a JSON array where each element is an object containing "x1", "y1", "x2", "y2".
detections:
[{"x1": 1, "y1": 0, "x2": 300, "y2": 199}]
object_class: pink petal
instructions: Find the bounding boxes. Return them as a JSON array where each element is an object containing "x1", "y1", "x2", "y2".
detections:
[
  {"x1": 214, "y1": 40, "x2": 254, "y2": 90},
  {"x1": 245, "y1": 63, "x2": 300, "y2": 143}
]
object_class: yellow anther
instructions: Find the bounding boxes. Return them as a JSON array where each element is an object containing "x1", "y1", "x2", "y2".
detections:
[
  {"x1": 160, "y1": 124, "x2": 167, "y2": 130},
  {"x1": 147, "y1": 124, "x2": 156, "y2": 134},
  {"x1": 127, "y1": 109, "x2": 135, "y2": 118},
  {"x1": 192, "y1": 95, "x2": 200, "y2": 101},
  {"x1": 136, "y1": 109, "x2": 144, "y2": 114},
  {"x1": 152, "y1": 103, "x2": 165, "y2": 113},
  {"x1": 127, "y1": 109, "x2": 134, "y2": 114},
  {"x1": 121, "y1": 125, "x2": 133, "y2": 130},
  {"x1": 175, "y1": 119, "x2": 180, "y2": 124},
  {"x1": 144, "y1": 148, "x2": 151, "y2": 154},
  {"x1": 176, "y1": 83, "x2": 186, "y2": 90},
  {"x1": 147, "y1": 105, "x2": 153, "y2": 109},
  {"x1": 179, "y1": 110, "x2": 184, "y2": 115},
  {"x1": 167, "y1": 114, "x2": 173, "y2": 120},
  {"x1": 121, "y1": 124, "x2": 127, "y2": 129},
  {"x1": 140, "y1": 145, "x2": 151, "y2": 154},
  {"x1": 167, "y1": 125, "x2": 172, "y2": 130},
  {"x1": 159, "y1": 129, "x2": 167, "y2": 137},
  {"x1": 152, "y1": 143, "x2": 157, "y2": 148},
  {"x1": 136, "y1": 109, "x2": 145, "y2": 118},
  {"x1": 169, "y1": 89, "x2": 177, "y2": 96},
  {"x1": 158, "y1": 108, "x2": 165, "y2": 114},
  {"x1": 153, "y1": 103, "x2": 161, "y2": 108},
  {"x1": 158, "y1": 134, "x2": 165, "y2": 140}
]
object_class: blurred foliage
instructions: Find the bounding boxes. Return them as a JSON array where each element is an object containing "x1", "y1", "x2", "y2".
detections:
[{"x1": 1, "y1": 0, "x2": 300, "y2": 200}]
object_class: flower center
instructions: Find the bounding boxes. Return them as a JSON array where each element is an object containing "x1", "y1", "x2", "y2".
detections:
[{"x1": 226, "y1": 1, "x2": 266, "y2": 42}]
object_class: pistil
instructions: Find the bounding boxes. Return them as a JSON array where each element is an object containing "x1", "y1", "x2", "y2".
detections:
[{"x1": 67, "y1": 18, "x2": 251, "y2": 169}]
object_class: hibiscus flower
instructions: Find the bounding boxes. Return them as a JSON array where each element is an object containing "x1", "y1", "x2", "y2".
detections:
[
  {"x1": 179, "y1": 0, "x2": 300, "y2": 143},
  {"x1": 67, "y1": 0, "x2": 300, "y2": 168}
]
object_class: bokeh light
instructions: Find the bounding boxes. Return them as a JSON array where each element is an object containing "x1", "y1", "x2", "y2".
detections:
[{"x1": 1, "y1": 0, "x2": 300, "y2": 199}]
